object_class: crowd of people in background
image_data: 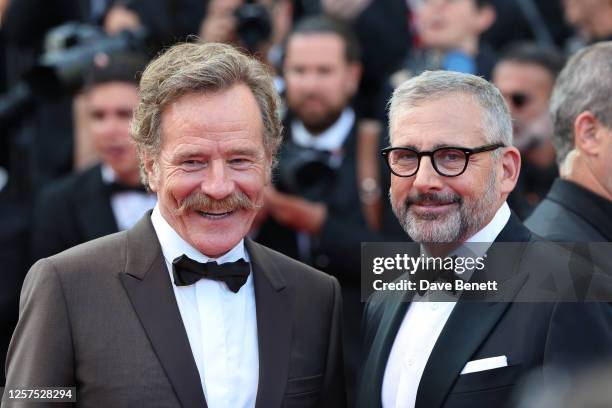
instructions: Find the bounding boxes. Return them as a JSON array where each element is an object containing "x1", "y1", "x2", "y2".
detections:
[{"x1": 1, "y1": 0, "x2": 612, "y2": 404}]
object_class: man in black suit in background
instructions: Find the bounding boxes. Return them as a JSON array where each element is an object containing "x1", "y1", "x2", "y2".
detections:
[
  {"x1": 254, "y1": 16, "x2": 403, "y2": 401},
  {"x1": 30, "y1": 52, "x2": 156, "y2": 262},
  {"x1": 526, "y1": 42, "x2": 612, "y2": 242},
  {"x1": 358, "y1": 70, "x2": 612, "y2": 408}
]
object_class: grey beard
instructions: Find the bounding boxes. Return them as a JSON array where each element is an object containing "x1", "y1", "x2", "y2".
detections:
[{"x1": 392, "y1": 171, "x2": 498, "y2": 243}]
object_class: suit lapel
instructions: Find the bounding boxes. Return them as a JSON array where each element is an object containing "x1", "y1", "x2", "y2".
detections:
[
  {"x1": 359, "y1": 287, "x2": 413, "y2": 407},
  {"x1": 77, "y1": 165, "x2": 119, "y2": 240},
  {"x1": 245, "y1": 239, "x2": 293, "y2": 408},
  {"x1": 415, "y1": 301, "x2": 511, "y2": 408},
  {"x1": 120, "y1": 213, "x2": 207, "y2": 408},
  {"x1": 416, "y1": 213, "x2": 532, "y2": 408}
]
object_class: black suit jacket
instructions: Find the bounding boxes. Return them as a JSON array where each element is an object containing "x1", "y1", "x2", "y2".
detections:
[
  {"x1": 526, "y1": 178, "x2": 612, "y2": 242},
  {"x1": 358, "y1": 214, "x2": 612, "y2": 408},
  {"x1": 31, "y1": 164, "x2": 120, "y2": 262},
  {"x1": 6, "y1": 213, "x2": 346, "y2": 407}
]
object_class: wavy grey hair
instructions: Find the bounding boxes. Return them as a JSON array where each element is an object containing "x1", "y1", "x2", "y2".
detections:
[
  {"x1": 549, "y1": 42, "x2": 612, "y2": 166},
  {"x1": 130, "y1": 42, "x2": 283, "y2": 186},
  {"x1": 388, "y1": 70, "x2": 513, "y2": 153}
]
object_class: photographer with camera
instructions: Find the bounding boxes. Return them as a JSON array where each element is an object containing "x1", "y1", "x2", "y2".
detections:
[
  {"x1": 254, "y1": 16, "x2": 404, "y2": 402},
  {"x1": 199, "y1": 0, "x2": 292, "y2": 65}
]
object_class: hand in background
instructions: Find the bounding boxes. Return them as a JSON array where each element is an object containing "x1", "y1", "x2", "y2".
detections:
[
  {"x1": 199, "y1": 0, "x2": 241, "y2": 43},
  {"x1": 264, "y1": 187, "x2": 327, "y2": 235},
  {"x1": 104, "y1": 5, "x2": 142, "y2": 35}
]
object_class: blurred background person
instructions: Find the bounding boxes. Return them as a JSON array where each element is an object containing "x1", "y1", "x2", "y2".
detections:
[
  {"x1": 484, "y1": 0, "x2": 572, "y2": 51},
  {"x1": 199, "y1": 0, "x2": 293, "y2": 69},
  {"x1": 30, "y1": 52, "x2": 155, "y2": 262},
  {"x1": 527, "y1": 41, "x2": 612, "y2": 242},
  {"x1": 254, "y1": 16, "x2": 404, "y2": 404},
  {"x1": 400, "y1": 0, "x2": 497, "y2": 79},
  {"x1": 376, "y1": 0, "x2": 496, "y2": 123},
  {"x1": 492, "y1": 42, "x2": 565, "y2": 218},
  {"x1": 562, "y1": 0, "x2": 612, "y2": 50},
  {"x1": 321, "y1": 0, "x2": 410, "y2": 122}
]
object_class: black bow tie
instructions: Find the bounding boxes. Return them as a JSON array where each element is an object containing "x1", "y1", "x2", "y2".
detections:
[
  {"x1": 106, "y1": 181, "x2": 148, "y2": 194},
  {"x1": 172, "y1": 255, "x2": 250, "y2": 293},
  {"x1": 414, "y1": 256, "x2": 461, "y2": 297}
]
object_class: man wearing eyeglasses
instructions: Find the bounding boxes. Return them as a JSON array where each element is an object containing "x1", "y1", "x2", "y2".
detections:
[{"x1": 357, "y1": 70, "x2": 612, "y2": 408}]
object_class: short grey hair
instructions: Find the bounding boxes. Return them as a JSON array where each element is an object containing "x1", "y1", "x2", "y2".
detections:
[
  {"x1": 549, "y1": 42, "x2": 612, "y2": 165},
  {"x1": 130, "y1": 42, "x2": 283, "y2": 186},
  {"x1": 388, "y1": 70, "x2": 513, "y2": 150}
]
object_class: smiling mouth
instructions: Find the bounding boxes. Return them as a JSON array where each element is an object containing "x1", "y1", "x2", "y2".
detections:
[
  {"x1": 196, "y1": 210, "x2": 234, "y2": 219},
  {"x1": 410, "y1": 202, "x2": 458, "y2": 214},
  {"x1": 413, "y1": 202, "x2": 455, "y2": 207}
]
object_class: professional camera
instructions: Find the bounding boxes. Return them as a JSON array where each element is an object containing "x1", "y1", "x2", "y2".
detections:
[
  {"x1": 0, "y1": 23, "x2": 148, "y2": 127},
  {"x1": 275, "y1": 142, "x2": 337, "y2": 202},
  {"x1": 234, "y1": 0, "x2": 272, "y2": 54}
]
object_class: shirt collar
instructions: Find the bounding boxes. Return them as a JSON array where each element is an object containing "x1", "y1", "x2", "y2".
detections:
[
  {"x1": 101, "y1": 163, "x2": 116, "y2": 184},
  {"x1": 291, "y1": 108, "x2": 355, "y2": 152},
  {"x1": 466, "y1": 201, "x2": 511, "y2": 244},
  {"x1": 150, "y1": 204, "x2": 248, "y2": 265}
]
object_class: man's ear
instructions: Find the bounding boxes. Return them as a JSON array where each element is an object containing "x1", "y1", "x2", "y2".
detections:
[
  {"x1": 346, "y1": 62, "x2": 363, "y2": 96},
  {"x1": 499, "y1": 145, "x2": 521, "y2": 196},
  {"x1": 143, "y1": 152, "x2": 159, "y2": 192},
  {"x1": 574, "y1": 111, "x2": 600, "y2": 156},
  {"x1": 476, "y1": 5, "x2": 496, "y2": 34}
]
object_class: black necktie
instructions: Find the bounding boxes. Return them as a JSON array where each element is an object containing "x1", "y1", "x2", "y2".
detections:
[
  {"x1": 172, "y1": 255, "x2": 250, "y2": 293},
  {"x1": 106, "y1": 181, "x2": 148, "y2": 194}
]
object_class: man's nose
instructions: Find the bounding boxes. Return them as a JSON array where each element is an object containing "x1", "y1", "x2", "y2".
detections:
[
  {"x1": 200, "y1": 160, "x2": 234, "y2": 200},
  {"x1": 412, "y1": 156, "x2": 444, "y2": 192}
]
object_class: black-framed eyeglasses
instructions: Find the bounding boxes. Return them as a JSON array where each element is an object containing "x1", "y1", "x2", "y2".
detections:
[{"x1": 381, "y1": 143, "x2": 505, "y2": 177}]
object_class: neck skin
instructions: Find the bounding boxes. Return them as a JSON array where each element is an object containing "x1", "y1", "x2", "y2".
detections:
[
  {"x1": 561, "y1": 150, "x2": 612, "y2": 201},
  {"x1": 455, "y1": 36, "x2": 479, "y2": 57}
]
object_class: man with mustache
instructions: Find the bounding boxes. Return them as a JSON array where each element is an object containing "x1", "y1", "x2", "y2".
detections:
[
  {"x1": 357, "y1": 70, "x2": 612, "y2": 408},
  {"x1": 5, "y1": 42, "x2": 345, "y2": 407}
]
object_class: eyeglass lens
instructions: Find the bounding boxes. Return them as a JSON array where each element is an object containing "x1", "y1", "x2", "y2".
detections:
[{"x1": 388, "y1": 148, "x2": 467, "y2": 176}]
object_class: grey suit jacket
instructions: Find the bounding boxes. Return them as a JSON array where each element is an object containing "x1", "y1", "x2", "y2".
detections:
[{"x1": 5, "y1": 213, "x2": 346, "y2": 407}]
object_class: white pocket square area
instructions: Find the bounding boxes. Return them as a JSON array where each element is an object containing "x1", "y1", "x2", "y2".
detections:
[{"x1": 460, "y1": 356, "x2": 508, "y2": 375}]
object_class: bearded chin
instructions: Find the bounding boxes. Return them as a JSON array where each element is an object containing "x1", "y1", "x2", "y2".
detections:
[{"x1": 401, "y1": 206, "x2": 464, "y2": 243}]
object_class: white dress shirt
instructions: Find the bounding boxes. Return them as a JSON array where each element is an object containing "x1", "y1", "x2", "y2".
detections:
[
  {"x1": 101, "y1": 165, "x2": 157, "y2": 231},
  {"x1": 151, "y1": 205, "x2": 259, "y2": 408},
  {"x1": 381, "y1": 202, "x2": 511, "y2": 408},
  {"x1": 291, "y1": 107, "x2": 355, "y2": 157}
]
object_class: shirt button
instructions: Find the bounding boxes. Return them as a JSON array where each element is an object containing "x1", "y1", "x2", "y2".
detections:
[
  {"x1": 407, "y1": 359, "x2": 415, "y2": 367},
  {"x1": 431, "y1": 303, "x2": 439, "y2": 311}
]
